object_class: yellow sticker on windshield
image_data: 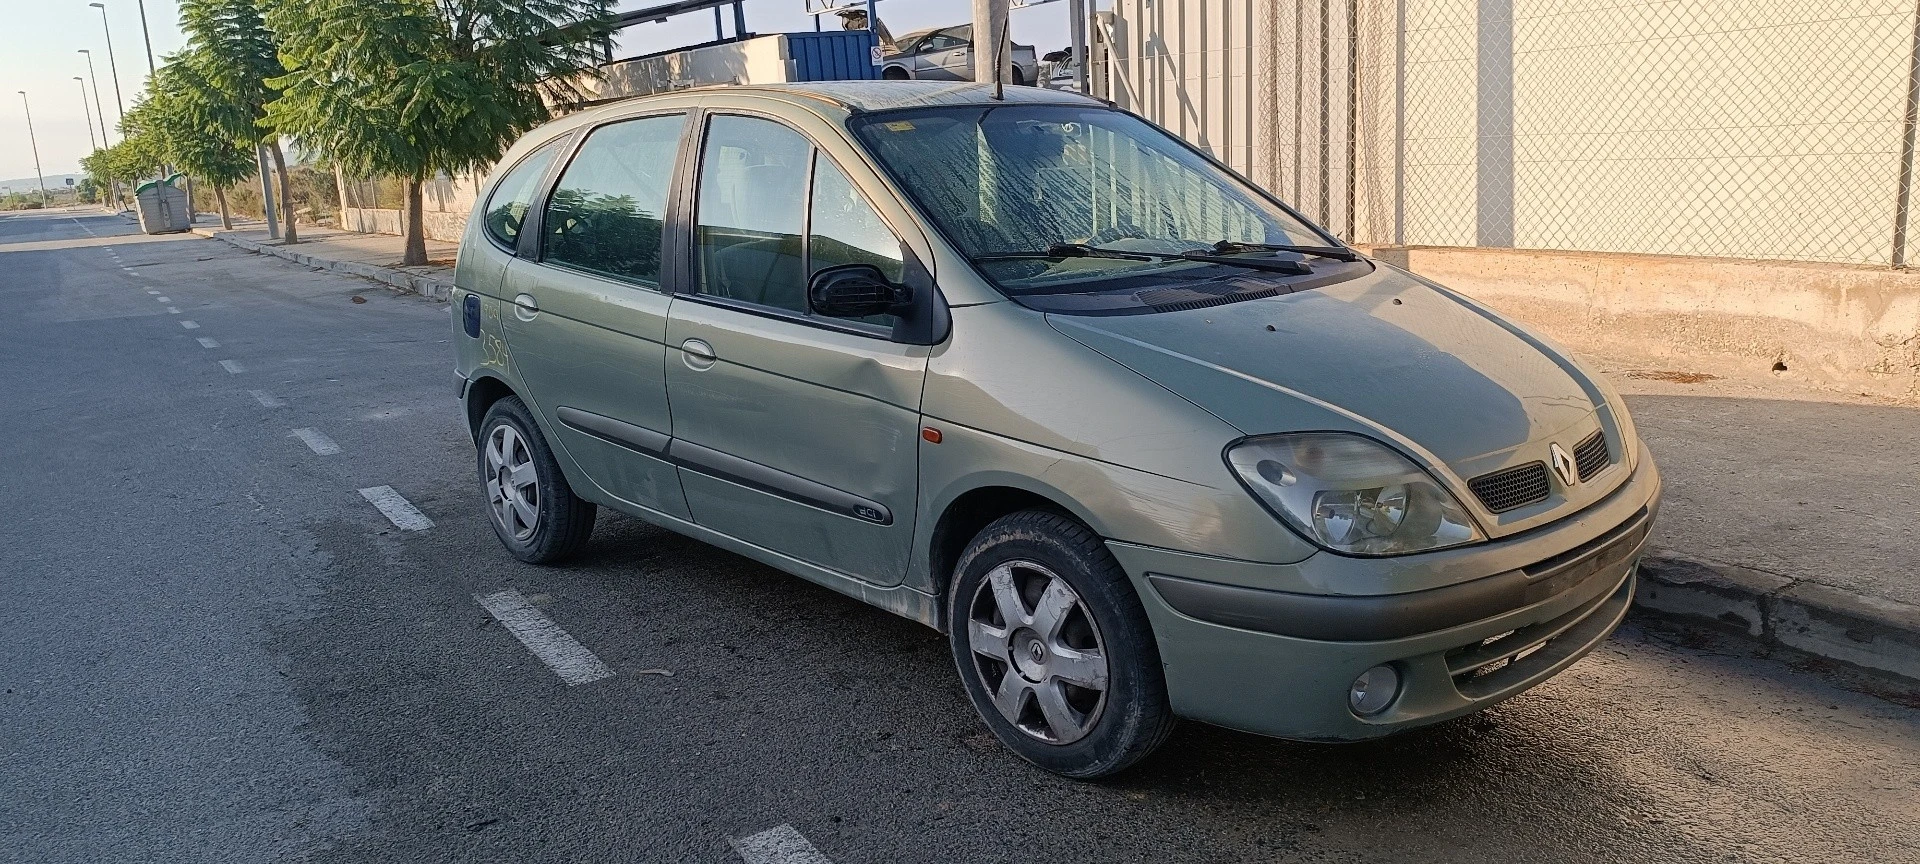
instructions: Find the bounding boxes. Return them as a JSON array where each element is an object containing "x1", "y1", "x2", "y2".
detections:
[{"x1": 883, "y1": 121, "x2": 916, "y2": 132}]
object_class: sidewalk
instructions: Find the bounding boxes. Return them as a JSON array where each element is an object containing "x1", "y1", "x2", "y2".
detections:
[
  {"x1": 191, "y1": 220, "x2": 458, "y2": 300},
  {"x1": 183, "y1": 221, "x2": 1920, "y2": 686}
]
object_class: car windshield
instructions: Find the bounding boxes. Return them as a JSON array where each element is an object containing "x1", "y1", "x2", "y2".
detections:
[{"x1": 850, "y1": 104, "x2": 1350, "y2": 311}]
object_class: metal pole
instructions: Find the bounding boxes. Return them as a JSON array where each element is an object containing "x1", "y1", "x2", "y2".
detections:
[
  {"x1": 136, "y1": 0, "x2": 157, "y2": 74},
  {"x1": 257, "y1": 145, "x2": 280, "y2": 240},
  {"x1": 732, "y1": 1, "x2": 747, "y2": 37},
  {"x1": 973, "y1": 0, "x2": 1009, "y2": 91},
  {"x1": 1069, "y1": 0, "x2": 1089, "y2": 94},
  {"x1": 1894, "y1": 0, "x2": 1920, "y2": 267},
  {"x1": 90, "y1": 4, "x2": 125, "y2": 124},
  {"x1": 18, "y1": 92, "x2": 50, "y2": 208},
  {"x1": 80, "y1": 51, "x2": 110, "y2": 145},
  {"x1": 713, "y1": 6, "x2": 724, "y2": 39},
  {"x1": 1393, "y1": 0, "x2": 1405, "y2": 246},
  {"x1": 1317, "y1": 0, "x2": 1330, "y2": 225},
  {"x1": 1345, "y1": 0, "x2": 1359, "y2": 239},
  {"x1": 76, "y1": 77, "x2": 98, "y2": 152}
]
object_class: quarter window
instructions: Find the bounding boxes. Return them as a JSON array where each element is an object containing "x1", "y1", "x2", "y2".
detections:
[
  {"x1": 542, "y1": 113, "x2": 686, "y2": 286},
  {"x1": 482, "y1": 138, "x2": 563, "y2": 250}
]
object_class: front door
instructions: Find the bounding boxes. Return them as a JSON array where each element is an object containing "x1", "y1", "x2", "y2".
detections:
[
  {"x1": 664, "y1": 112, "x2": 927, "y2": 586},
  {"x1": 502, "y1": 112, "x2": 692, "y2": 520}
]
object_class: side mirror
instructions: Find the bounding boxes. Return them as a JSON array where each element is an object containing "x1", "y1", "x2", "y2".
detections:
[{"x1": 808, "y1": 264, "x2": 912, "y2": 320}]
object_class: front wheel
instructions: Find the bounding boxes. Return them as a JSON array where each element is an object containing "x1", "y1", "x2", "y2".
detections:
[
  {"x1": 478, "y1": 396, "x2": 595, "y2": 564},
  {"x1": 948, "y1": 510, "x2": 1175, "y2": 778}
]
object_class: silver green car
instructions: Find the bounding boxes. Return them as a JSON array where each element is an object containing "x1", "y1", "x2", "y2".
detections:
[{"x1": 451, "y1": 82, "x2": 1660, "y2": 778}]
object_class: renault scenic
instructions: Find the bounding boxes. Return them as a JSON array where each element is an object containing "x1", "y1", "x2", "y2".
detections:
[{"x1": 450, "y1": 82, "x2": 1661, "y2": 778}]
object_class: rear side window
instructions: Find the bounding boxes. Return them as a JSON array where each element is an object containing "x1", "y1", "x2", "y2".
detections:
[
  {"x1": 694, "y1": 115, "x2": 812, "y2": 313},
  {"x1": 542, "y1": 113, "x2": 686, "y2": 286},
  {"x1": 482, "y1": 138, "x2": 563, "y2": 250}
]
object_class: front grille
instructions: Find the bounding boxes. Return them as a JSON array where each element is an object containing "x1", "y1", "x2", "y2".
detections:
[
  {"x1": 1467, "y1": 462, "x2": 1550, "y2": 513},
  {"x1": 1573, "y1": 430, "x2": 1610, "y2": 481}
]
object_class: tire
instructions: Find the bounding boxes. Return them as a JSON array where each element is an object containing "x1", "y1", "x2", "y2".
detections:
[
  {"x1": 882, "y1": 66, "x2": 911, "y2": 80},
  {"x1": 948, "y1": 509, "x2": 1175, "y2": 778},
  {"x1": 477, "y1": 396, "x2": 595, "y2": 564},
  {"x1": 1010, "y1": 67, "x2": 1028, "y2": 87}
]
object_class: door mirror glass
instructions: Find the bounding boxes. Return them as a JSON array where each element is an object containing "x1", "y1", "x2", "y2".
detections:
[{"x1": 808, "y1": 264, "x2": 910, "y2": 319}]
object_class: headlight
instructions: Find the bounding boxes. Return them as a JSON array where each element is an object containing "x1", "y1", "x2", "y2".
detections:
[{"x1": 1226, "y1": 433, "x2": 1484, "y2": 556}]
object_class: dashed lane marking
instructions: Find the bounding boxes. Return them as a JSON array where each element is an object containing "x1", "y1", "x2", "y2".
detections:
[
  {"x1": 473, "y1": 589, "x2": 615, "y2": 686},
  {"x1": 358, "y1": 485, "x2": 433, "y2": 531},
  {"x1": 218, "y1": 359, "x2": 244, "y2": 374},
  {"x1": 156, "y1": 296, "x2": 171, "y2": 302},
  {"x1": 197, "y1": 337, "x2": 220, "y2": 349},
  {"x1": 181, "y1": 321, "x2": 199, "y2": 329},
  {"x1": 729, "y1": 825, "x2": 834, "y2": 864},
  {"x1": 147, "y1": 290, "x2": 160, "y2": 295},
  {"x1": 167, "y1": 307, "x2": 180, "y2": 314},
  {"x1": 249, "y1": 390, "x2": 285, "y2": 408},
  {"x1": 290, "y1": 428, "x2": 340, "y2": 456}
]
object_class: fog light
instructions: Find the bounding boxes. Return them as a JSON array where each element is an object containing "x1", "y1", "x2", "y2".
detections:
[{"x1": 1349, "y1": 664, "x2": 1400, "y2": 716}]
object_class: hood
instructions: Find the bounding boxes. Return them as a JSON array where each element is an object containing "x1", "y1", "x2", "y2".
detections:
[{"x1": 1045, "y1": 264, "x2": 1603, "y2": 470}]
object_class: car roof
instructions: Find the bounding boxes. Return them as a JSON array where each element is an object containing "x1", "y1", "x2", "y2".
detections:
[{"x1": 717, "y1": 81, "x2": 1105, "y2": 113}]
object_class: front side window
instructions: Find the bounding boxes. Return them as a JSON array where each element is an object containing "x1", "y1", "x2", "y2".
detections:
[
  {"x1": 809, "y1": 153, "x2": 904, "y2": 327},
  {"x1": 542, "y1": 113, "x2": 685, "y2": 286},
  {"x1": 695, "y1": 115, "x2": 813, "y2": 313},
  {"x1": 482, "y1": 138, "x2": 563, "y2": 249},
  {"x1": 852, "y1": 106, "x2": 1351, "y2": 313}
]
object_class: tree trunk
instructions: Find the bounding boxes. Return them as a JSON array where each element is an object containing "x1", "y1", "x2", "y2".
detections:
[
  {"x1": 267, "y1": 138, "x2": 299, "y2": 244},
  {"x1": 402, "y1": 176, "x2": 428, "y2": 266},
  {"x1": 215, "y1": 185, "x2": 233, "y2": 230}
]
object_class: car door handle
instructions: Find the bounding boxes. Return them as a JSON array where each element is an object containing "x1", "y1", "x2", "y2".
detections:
[
  {"x1": 681, "y1": 338, "x2": 717, "y2": 370},
  {"x1": 512, "y1": 293, "x2": 539, "y2": 322}
]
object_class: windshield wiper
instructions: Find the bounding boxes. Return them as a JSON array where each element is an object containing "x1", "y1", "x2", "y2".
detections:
[
  {"x1": 975, "y1": 242, "x2": 1311, "y2": 275},
  {"x1": 1209, "y1": 240, "x2": 1361, "y2": 262}
]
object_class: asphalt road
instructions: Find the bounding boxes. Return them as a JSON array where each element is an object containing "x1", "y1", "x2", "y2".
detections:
[{"x1": 3, "y1": 209, "x2": 1917, "y2": 864}]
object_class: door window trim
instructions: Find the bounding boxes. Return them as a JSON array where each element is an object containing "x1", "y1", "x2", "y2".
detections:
[
  {"x1": 685, "y1": 108, "x2": 921, "y2": 342},
  {"x1": 524, "y1": 110, "x2": 691, "y2": 293}
]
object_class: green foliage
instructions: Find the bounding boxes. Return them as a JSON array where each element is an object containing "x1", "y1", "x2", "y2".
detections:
[
  {"x1": 129, "y1": 56, "x2": 260, "y2": 189},
  {"x1": 178, "y1": 0, "x2": 285, "y2": 144},
  {"x1": 265, "y1": 0, "x2": 614, "y2": 182},
  {"x1": 82, "y1": 131, "x2": 164, "y2": 189}
]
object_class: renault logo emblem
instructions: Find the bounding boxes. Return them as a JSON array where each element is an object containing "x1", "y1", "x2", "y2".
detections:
[{"x1": 1550, "y1": 442, "x2": 1578, "y2": 488}]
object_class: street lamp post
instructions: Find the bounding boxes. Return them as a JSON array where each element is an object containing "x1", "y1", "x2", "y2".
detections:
[
  {"x1": 88, "y1": 3, "x2": 125, "y2": 124},
  {"x1": 75, "y1": 77, "x2": 98, "y2": 151},
  {"x1": 136, "y1": 0, "x2": 156, "y2": 74},
  {"x1": 78, "y1": 50, "x2": 110, "y2": 146},
  {"x1": 17, "y1": 92, "x2": 51, "y2": 208}
]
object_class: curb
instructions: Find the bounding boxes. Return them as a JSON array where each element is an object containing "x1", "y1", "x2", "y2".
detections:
[
  {"x1": 191, "y1": 227, "x2": 454, "y2": 301},
  {"x1": 1635, "y1": 555, "x2": 1920, "y2": 685}
]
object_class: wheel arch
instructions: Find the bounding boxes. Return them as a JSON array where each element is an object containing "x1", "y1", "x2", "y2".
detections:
[
  {"x1": 925, "y1": 481, "x2": 1108, "y2": 631},
  {"x1": 464, "y1": 372, "x2": 518, "y2": 443}
]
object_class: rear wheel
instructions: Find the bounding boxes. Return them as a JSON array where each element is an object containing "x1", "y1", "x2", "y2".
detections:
[
  {"x1": 948, "y1": 510, "x2": 1175, "y2": 778},
  {"x1": 478, "y1": 397, "x2": 594, "y2": 564},
  {"x1": 882, "y1": 66, "x2": 911, "y2": 80}
]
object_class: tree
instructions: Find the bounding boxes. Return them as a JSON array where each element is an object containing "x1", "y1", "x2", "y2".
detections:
[
  {"x1": 266, "y1": 0, "x2": 613, "y2": 264},
  {"x1": 179, "y1": 0, "x2": 299, "y2": 243},
  {"x1": 82, "y1": 130, "x2": 165, "y2": 208},
  {"x1": 139, "y1": 57, "x2": 259, "y2": 229}
]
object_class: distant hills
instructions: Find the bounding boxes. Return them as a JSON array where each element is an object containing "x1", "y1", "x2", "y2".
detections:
[{"x1": 0, "y1": 174, "x2": 85, "y2": 193}]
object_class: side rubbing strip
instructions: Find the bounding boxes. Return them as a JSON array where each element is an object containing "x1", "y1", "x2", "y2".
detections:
[
  {"x1": 556, "y1": 406, "x2": 670, "y2": 456},
  {"x1": 667, "y1": 439, "x2": 893, "y2": 525}
]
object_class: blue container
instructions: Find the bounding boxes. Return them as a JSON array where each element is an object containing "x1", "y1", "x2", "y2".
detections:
[{"x1": 784, "y1": 30, "x2": 881, "y2": 82}]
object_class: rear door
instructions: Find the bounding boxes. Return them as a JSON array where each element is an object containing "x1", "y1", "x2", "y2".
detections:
[
  {"x1": 662, "y1": 111, "x2": 929, "y2": 586},
  {"x1": 500, "y1": 112, "x2": 693, "y2": 520}
]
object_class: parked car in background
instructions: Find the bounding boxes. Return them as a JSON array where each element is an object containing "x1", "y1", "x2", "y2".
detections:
[
  {"x1": 881, "y1": 24, "x2": 1039, "y2": 86},
  {"x1": 452, "y1": 82, "x2": 1660, "y2": 779}
]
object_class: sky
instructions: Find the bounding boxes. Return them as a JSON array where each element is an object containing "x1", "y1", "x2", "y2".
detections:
[{"x1": 0, "y1": 0, "x2": 1081, "y2": 183}]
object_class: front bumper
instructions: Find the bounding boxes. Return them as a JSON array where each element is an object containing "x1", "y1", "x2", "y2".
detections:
[{"x1": 1108, "y1": 442, "x2": 1660, "y2": 741}]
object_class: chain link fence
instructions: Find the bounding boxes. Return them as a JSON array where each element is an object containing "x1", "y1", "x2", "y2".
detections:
[{"x1": 1093, "y1": 0, "x2": 1920, "y2": 267}]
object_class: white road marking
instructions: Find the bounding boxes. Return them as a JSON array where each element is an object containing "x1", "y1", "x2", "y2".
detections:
[
  {"x1": 146, "y1": 290, "x2": 160, "y2": 295},
  {"x1": 218, "y1": 359, "x2": 244, "y2": 374},
  {"x1": 196, "y1": 337, "x2": 220, "y2": 349},
  {"x1": 729, "y1": 825, "x2": 833, "y2": 864},
  {"x1": 358, "y1": 485, "x2": 433, "y2": 531},
  {"x1": 166, "y1": 307, "x2": 180, "y2": 314},
  {"x1": 249, "y1": 389, "x2": 286, "y2": 408},
  {"x1": 473, "y1": 589, "x2": 615, "y2": 686},
  {"x1": 290, "y1": 428, "x2": 340, "y2": 455},
  {"x1": 180, "y1": 320, "x2": 199, "y2": 329},
  {"x1": 156, "y1": 296, "x2": 171, "y2": 302}
]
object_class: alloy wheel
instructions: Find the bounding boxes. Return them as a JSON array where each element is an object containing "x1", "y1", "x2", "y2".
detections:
[
  {"x1": 485, "y1": 423, "x2": 540, "y2": 542},
  {"x1": 965, "y1": 560, "x2": 1111, "y2": 744}
]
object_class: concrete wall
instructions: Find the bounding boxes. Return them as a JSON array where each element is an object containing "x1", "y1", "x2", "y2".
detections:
[
  {"x1": 339, "y1": 207, "x2": 467, "y2": 244},
  {"x1": 1370, "y1": 245, "x2": 1920, "y2": 401}
]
